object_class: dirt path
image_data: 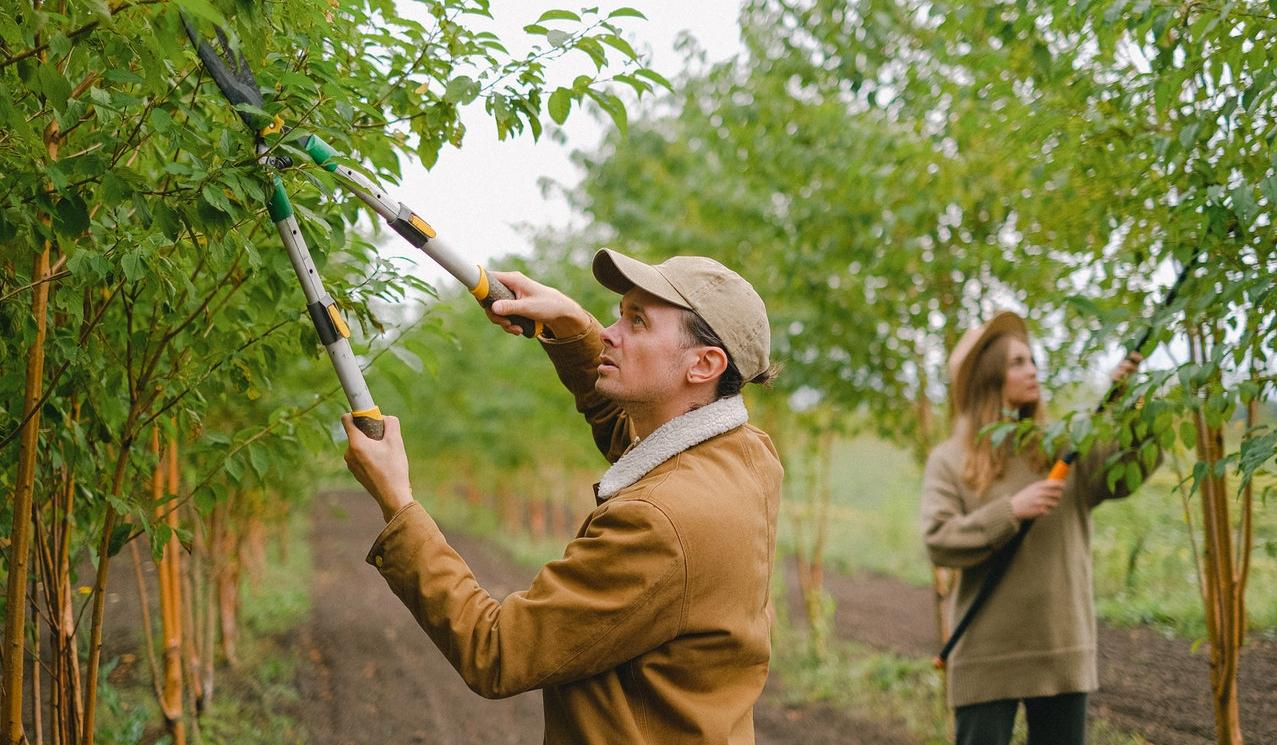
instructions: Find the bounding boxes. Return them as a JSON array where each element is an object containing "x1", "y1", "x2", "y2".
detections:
[
  {"x1": 786, "y1": 560, "x2": 1277, "y2": 745},
  {"x1": 298, "y1": 492, "x2": 919, "y2": 744}
]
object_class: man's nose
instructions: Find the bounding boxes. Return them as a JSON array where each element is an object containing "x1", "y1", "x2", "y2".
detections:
[{"x1": 600, "y1": 320, "x2": 620, "y2": 348}]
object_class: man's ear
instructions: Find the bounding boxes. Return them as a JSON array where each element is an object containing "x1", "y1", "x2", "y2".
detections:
[{"x1": 686, "y1": 346, "x2": 729, "y2": 386}]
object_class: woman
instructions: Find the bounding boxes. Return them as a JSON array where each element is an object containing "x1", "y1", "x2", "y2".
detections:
[{"x1": 921, "y1": 311, "x2": 1149, "y2": 745}]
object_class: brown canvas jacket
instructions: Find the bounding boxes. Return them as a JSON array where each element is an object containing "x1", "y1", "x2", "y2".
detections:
[{"x1": 366, "y1": 316, "x2": 784, "y2": 743}]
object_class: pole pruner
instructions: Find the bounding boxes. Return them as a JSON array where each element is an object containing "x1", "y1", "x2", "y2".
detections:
[{"x1": 182, "y1": 15, "x2": 542, "y2": 438}]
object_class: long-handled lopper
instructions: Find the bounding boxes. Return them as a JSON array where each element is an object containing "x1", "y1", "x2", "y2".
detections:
[
  {"x1": 933, "y1": 255, "x2": 1200, "y2": 670},
  {"x1": 182, "y1": 18, "x2": 541, "y2": 438}
]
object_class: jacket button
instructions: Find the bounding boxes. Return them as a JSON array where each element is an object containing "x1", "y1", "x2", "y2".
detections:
[{"x1": 374, "y1": 555, "x2": 384, "y2": 567}]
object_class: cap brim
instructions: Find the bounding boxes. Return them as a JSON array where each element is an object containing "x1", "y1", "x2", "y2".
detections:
[{"x1": 592, "y1": 249, "x2": 692, "y2": 309}]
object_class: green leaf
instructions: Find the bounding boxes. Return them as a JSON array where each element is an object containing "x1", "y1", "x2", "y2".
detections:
[
  {"x1": 634, "y1": 68, "x2": 673, "y2": 91},
  {"x1": 151, "y1": 108, "x2": 174, "y2": 133},
  {"x1": 107, "y1": 523, "x2": 133, "y2": 558},
  {"x1": 201, "y1": 183, "x2": 232, "y2": 214},
  {"x1": 1180, "y1": 420, "x2": 1198, "y2": 451},
  {"x1": 53, "y1": 195, "x2": 89, "y2": 236},
  {"x1": 547, "y1": 29, "x2": 571, "y2": 47},
  {"x1": 1124, "y1": 460, "x2": 1143, "y2": 492},
  {"x1": 1260, "y1": 175, "x2": 1277, "y2": 205},
  {"x1": 105, "y1": 68, "x2": 144, "y2": 85},
  {"x1": 444, "y1": 75, "x2": 480, "y2": 104},
  {"x1": 48, "y1": 34, "x2": 72, "y2": 60},
  {"x1": 599, "y1": 34, "x2": 638, "y2": 60},
  {"x1": 537, "y1": 9, "x2": 581, "y2": 22},
  {"x1": 607, "y1": 7, "x2": 646, "y2": 19},
  {"x1": 173, "y1": 0, "x2": 231, "y2": 32},
  {"x1": 249, "y1": 444, "x2": 269, "y2": 480},
  {"x1": 121, "y1": 250, "x2": 145, "y2": 283},
  {"x1": 548, "y1": 87, "x2": 572, "y2": 124},
  {"x1": 577, "y1": 37, "x2": 607, "y2": 70},
  {"x1": 390, "y1": 344, "x2": 424, "y2": 373},
  {"x1": 36, "y1": 62, "x2": 71, "y2": 112},
  {"x1": 1231, "y1": 185, "x2": 1258, "y2": 226}
]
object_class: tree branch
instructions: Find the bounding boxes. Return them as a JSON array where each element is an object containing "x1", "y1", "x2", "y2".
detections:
[{"x1": 0, "y1": 0, "x2": 167, "y2": 71}]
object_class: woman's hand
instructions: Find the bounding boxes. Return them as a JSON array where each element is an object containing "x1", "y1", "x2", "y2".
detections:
[
  {"x1": 1110, "y1": 352, "x2": 1143, "y2": 383},
  {"x1": 1010, "y1": 479, "x2": 1066, "y2": 520}
]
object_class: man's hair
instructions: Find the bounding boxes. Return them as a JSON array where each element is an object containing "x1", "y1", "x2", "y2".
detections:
[{"x1": 681, "y1": 310, "x2": 778, "y2": 399}]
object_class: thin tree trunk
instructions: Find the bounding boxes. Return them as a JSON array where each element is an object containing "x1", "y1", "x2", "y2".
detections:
[
  {"x1": 1187, "y1": 322, "x2": 1243, "y2": 745},
  {"x1": 200, "y1": 509, "x2": 217, "y2": 703},
  {"x1": 56, "y1": 447, "x2": 82, "y2": 745},
  {"x1": 31, "y1": 489, "x2": 61, "y2": 745},
  {"x1": 31, "y1": 580, "x2": 43, "y2": 745},
  {"x1": 529, "y1": 498, "x2": 547, "y2": 539},
  {"x1": 212, "y1": 502, "x2": 240, "y2": 669},
  {"x1": 156, "y1": 430, "x2": 185, "y2": 744},
  {"x1": 3, "y1": 21, "x2": 63, "y2": 735},
  {"x1": 81, "y1": 438, "x2": 134, "y2": 745},
  {"x1": 2, "y1": 232, "x2": 54, "y2": 745},
  {"x1": 183, "y1": 504, "x2": 206, "y2": 714}
]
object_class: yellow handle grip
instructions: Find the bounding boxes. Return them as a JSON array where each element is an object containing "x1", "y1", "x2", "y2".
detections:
[
  {"x1": 470, "y1": 266, "x2": 543, "y2": 338},
  {"x1": 352, "y1": 406, "x2": 385, "y2": 441}
]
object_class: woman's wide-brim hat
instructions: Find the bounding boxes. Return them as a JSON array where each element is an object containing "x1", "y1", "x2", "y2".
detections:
[{"x1": 948, "y1": 310, "x2": 1029, "y2": 413}]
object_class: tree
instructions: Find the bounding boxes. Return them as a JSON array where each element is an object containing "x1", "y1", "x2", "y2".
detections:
[
  {"x1": 0, "y1": 1, "x2": 658, "y2": 740},
  {"x1": 570, "y1": 2, "x2": 1275, "y2": 740}
]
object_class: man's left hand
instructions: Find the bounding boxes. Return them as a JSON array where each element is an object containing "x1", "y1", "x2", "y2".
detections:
[{"x1": 342, "y1": 414, "x2": 414, "y2": 522}]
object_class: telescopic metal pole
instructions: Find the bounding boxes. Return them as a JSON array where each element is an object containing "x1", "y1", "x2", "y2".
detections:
[
  {"x1": 296, "y1": 134, "x2": 543, "y2": 339},
  {"x1": 265, "y1": 166, "x2": 384, "y2": 440}
]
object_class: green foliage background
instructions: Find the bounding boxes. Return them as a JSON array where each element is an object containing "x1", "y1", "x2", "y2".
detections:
[{"x1": 3, "y1": 0, "x2": 1277, "y2": 738}]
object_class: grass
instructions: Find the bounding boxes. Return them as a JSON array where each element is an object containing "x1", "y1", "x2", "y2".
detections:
[
  {"x1": 782, "y1": 434, "x2": 1277, "y2": 638},
  {"x1": 778, "y1": 435, "x2": 934, "y2": 586},
  {"x1": 421, "y1": 489, "x2": 568, "y2": 570},
  {"x1": 97, "y1": 514, "x2": 313, "y2": 745}
]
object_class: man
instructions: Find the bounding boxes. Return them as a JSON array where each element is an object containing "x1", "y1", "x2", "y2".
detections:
[{"x1": 342, "y1": 249, "x2": 783, "y2": 744}]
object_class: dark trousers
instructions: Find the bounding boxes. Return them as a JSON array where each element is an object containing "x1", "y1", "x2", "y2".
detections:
[{"x1": 955, "y1": 692, "x2": 1088, "y2": 745}]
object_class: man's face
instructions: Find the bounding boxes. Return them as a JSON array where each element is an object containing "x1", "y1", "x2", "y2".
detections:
[{"x1": 596, "y1": 288, "x2": 694, "y2": 406}]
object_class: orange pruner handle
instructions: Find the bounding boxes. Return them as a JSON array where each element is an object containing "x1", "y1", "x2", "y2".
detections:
[{"x1": 1047, "y1": 460, "x2": 1071, "y2": 481}]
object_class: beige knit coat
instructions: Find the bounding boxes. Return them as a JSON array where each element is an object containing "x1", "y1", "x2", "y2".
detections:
[{"x1": 921, "y1": 436, "x2": 1157, "y2": 707}]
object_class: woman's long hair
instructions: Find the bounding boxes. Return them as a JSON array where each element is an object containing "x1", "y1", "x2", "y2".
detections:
[{"x1": 958, "y1": 334, "x2": 1051, "y2": 496}]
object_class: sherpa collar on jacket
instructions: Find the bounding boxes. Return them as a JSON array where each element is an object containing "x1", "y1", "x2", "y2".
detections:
[{"x1": 596, "y1": 395, "x2": 748, "y2": 500}]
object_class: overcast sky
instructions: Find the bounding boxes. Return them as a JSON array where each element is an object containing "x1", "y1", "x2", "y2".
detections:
[{"x1": 386, "y1": 1, "x2": 745, "y2": 286}]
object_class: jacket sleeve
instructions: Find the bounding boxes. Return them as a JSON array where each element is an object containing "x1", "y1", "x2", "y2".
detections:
[
  {"x1": 539, "y1": 316, "x2": 634, "y2": 463},
  {"x1": 1072, "y1": 439, "x2": 1164, "y2": 509},
  {"x1": 366, "y1": 499, "x2": 686, "y2": 699},
  {"x1": 920, "y1": 449, "x2": 1022, "y2": 568}
]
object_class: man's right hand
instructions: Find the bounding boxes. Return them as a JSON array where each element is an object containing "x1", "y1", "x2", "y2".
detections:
[
  {"x1": 485, "y1": 270, "x2": 592, "y2": 339},
  {"x1": 1010, "y1": 479, "x2": 1066, "y2": 519}
]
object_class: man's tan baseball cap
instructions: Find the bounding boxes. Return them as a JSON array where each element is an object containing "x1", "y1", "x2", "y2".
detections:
[{"x1": 592, "y1": 248, "x2": 771, "y2": 381}]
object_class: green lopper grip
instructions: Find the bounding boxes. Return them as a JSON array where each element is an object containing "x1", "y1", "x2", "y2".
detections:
[{"x1": 303, "y1": 134, "x2": 339, "y2": 172}]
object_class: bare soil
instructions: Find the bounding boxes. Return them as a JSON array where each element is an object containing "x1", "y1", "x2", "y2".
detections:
[
  {"x1": 785, "y1": 559, "x2": 1277, "y2": 745},
  {"x1": 92, "y1": 490, "x2": 1276, "y2": 744}
]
